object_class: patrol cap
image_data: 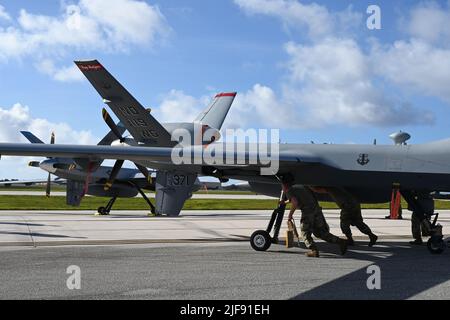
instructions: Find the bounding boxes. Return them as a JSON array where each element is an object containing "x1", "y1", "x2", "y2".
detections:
[{"x1": 279, "y1": 173, "x2": 295, "y2": 185}]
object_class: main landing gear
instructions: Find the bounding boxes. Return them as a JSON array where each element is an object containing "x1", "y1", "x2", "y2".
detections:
[
  {"x1": 97, "y1": 197, "x2": 116, "y2": 215},
  {"x1": 401, "y1": 190, "x2": 446, "y2": 255},
  {"x1": 250, "y1": 192, "x2": 286, "y2": 251},
  {"x1": 134, "y1": 184, "x2": 157, "y2": 216},
  {"x1": 96, "y1": 183, "x2": 156, "y2": 216}
]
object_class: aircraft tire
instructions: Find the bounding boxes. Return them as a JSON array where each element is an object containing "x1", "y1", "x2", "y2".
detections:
[
  {"x1": 250, "y1": 230, "x2": 272, "y2": 252},
  {"x1": 427, "y1": 237, "x2": 445, "y2": 254},
  {"x1": 97, "y1": 207, "x2": 109, "y2": 215}
]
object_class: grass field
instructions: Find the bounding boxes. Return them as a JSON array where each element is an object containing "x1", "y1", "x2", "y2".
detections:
[
  {"x1": 0, "y1": 196, "x2": 276, "y2": 211},
  {"x1": 0, "y1": 186, "x2": 255, "y2": 195},
  {"x1": 0, "y1": 195, "x2": 449, "y2": 211}
]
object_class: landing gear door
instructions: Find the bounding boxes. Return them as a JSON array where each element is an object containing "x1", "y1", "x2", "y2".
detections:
[
  {"x1": 66, "y1": 180, "x2": 84, "y2": 207},
  {"x1": 155, "y1": 171, "x2": 197, "y2": 216}
]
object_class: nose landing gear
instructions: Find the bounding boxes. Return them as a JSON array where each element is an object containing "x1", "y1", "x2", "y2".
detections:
[
  {"x1": 401, "y1": 190, "x2": 446, "y2": 255},
  {"x1": 427, "y1": 216, "x2": 445, "y2": 254},
  {"x1": 250, "y1": 192, "x2": 286, "y2": 252}
]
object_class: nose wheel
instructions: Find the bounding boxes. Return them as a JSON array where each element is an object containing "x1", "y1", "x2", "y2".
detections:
[
  {"x1": 427, "y1": 237, "x2": 445, "y2": 254},
  {"x1": 427, "y1": 224, "x2": 446, "y2": 254},
  {"x1": 250, "y1": 230, "x2": 272, "y2": 251}
]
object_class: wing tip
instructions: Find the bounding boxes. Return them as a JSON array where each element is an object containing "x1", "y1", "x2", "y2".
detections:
[
  {"x1": 215, "y1": 92, "x2": 237, "y2": 98},
  {"x1": 74, "y1": 59, "x2": 103, "y2": 71},
  {"x1": 74, "y1": 59, "x2": 99, "y2": 64}
]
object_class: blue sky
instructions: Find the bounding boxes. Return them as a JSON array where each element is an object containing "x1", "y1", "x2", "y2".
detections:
[{"x1": 0, "y1": 0, "x2": 450, "y2": 179}]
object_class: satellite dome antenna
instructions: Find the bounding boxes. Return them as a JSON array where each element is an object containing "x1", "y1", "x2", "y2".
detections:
[{"x1": 389, "y1": 131, "x2": 411, "y2": 145}]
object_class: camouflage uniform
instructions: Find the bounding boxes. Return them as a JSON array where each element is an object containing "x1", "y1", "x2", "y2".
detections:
[
  {"x1": 327, "y1": 187, "x2": 373, "y2": 239},
  {"x1": 409, "y1": 195, "x2": 434, "y2": 241},
  {"x1": 286, "y1": 185, "x2": 340, "y2": 250}
]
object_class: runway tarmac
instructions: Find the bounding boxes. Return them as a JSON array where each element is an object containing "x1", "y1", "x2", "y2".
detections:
[{"x1": 0, "y1": 209, "x2": 449, "y2": 299}]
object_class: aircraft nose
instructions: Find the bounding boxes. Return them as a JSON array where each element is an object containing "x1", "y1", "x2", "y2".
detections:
[{"x1": 39, "y1": 160, "x2": 58, "y2": 173}]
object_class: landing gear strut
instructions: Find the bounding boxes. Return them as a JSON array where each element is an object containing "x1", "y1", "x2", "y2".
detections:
[
  {"x1": 128, "y1": 182, "x2": 156, "y2": 215},
  {"x1": 401, "y1": 190, "x2": 446, "y2": 254},
  {"x1": 96, "y1": 184, "x2": 157, "y2": 216},
  {"x1": 250, "y1": 192, "x2": 286, "y2": 251}
]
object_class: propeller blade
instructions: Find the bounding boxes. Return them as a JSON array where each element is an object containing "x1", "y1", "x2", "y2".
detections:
[
  {"x1": 134, "y1": 163, "x2": 152, "y2": 184},
  {"x1": 50, "y1": 132, "x2": 55, "y2": 145},
  {"x1": 45, "y1": 173, "x2": 51, "y2": 197},
  {"x1": 102, "y1": 108, "x2": 123, "y2": 140},
  {"x1": 104, "y1": 160, "x2": 125, "y2": 190}
]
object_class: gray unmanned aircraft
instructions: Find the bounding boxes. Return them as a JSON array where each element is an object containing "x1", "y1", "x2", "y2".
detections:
[
  {"x1": 22, "y1": 130, "x2": 224, "y2": 215},
  {"x1": 20, "y1": 130, "x2": 233, "y2": 217},
  {"x1": 21, "y1": 129, "x2": 160, "y2": 214},
  {"x1": 0, "y1": 60, "x2": 448, "y2": 254},
  {"x1": 16, "y1": 63, "x2": 236, "y2": 215}
]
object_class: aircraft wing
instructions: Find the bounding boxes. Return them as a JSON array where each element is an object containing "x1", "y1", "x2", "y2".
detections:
[
  {"x1": 0, "y1": 179, "x2": 47, "y2": 186},
  {"x1": 0, "y1": 178, "x2": 66, "y2": 186},
  {"x1": 0, "y1": 143, "x2": 308, "y2": 173},
  {"x1": 74, "y1": 60, "x2": 175, "y2": 147},
  {"x1": 0, "y1": 143, "x2": 172, "y2": 161}
]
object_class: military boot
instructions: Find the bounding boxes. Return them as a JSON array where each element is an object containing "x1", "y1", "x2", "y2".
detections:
[
  {"x1": 346, "y1": 235, "x2": 355, "y2": 246},
  {"x1": 368, "y1": 233, "x2": 378, "y2": 247},
  {"x1": 305, "y1": 250, "x2": 320, "y2": 258},
  {"x1": 409, "y1": 239, "x2": 423, "y2": 245},
  {"x1": 338, "y1": 239, "x2": 348, "y2": 255}
]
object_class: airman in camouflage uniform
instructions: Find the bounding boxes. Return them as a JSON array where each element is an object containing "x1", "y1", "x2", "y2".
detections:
[
  {"x1": 281, "y1": 179, "x2": 347, "y2": 258},
  {"x1": 408, "y1": 193, "x2": 433, "y2": 245},
  {"x1": 326, "y1": 187, "x2": 378, "y2": 247}
]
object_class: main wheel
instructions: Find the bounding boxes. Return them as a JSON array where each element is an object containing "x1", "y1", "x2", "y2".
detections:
[
  {"x1": 97, "y1": 207, "x2": 109, "y2": 215},
  {"x1": 250, "y1": 230, "x2": 272, "y2": 252},
  {"x1": 427, "y1": 238, "x2": 445, "y2": 254}
]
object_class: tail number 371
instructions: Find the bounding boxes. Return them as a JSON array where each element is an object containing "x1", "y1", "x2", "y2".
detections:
[{"x1": 168, "y1": 174, "x2": 189, "y2": 186}]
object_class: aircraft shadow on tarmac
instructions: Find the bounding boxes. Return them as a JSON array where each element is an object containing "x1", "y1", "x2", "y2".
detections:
[
  {"x1": 0, "y1": 231, "x2": 86, "y2": 239},
  {"x1": 278, "y1": 241, "x2": 450, "y2": 300},
  {"x1": 0, "y1": 222, "x2": 59, "y2": 227}
]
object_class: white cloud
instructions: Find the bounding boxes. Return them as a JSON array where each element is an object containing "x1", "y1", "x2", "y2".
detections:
[
  {"x1": 35, "y1": 59, "x2": 84, "y2": 82},
  {"x1": 0, "y1": 5, "x2": 10, "y2": 21},
  {"x1": 231, "y1": 0, "x2": 439, "y2": 128},
  {"x1": 79, "y1": 0, "x2": 168, "y2": 47},
  {"x1": 0, "y1": 103, "x2": 97, "y2": 145},
  {"x1": 0, "y1": 103, "x2": 99, "y2": 179},
  {"x1": 0, "y1": 156, "x2": 44, "y2": 180},
  {"x1": 404, "y1": 1, "x2": 450, "y2": 46},
  {"x1": 154, "y1": 90, "x2": 210, "y2": 123},
  {"x1": 369, "y1": 2, "x2": 450, "y2": 103},
  {"x1": 0, "y1": 0, "x2": 170, "y2": 79},
  {"x1": 234, "y1": 0, "x2": 361, "y2": 39},
  {"x1": 224, "y1": 84, "x2": 289, "y2": 129},
  {"x1": 157, "y1": 38, "x2": 436, "y2": 130},
  {"x1": 154, "y1": 87, "x2": 291, "y2": 130},
  {"x1": 372, "y1": 39, "x2": 450, "y2": 103},
  {"x1": 223, "y1": 39, "x2": 433, "y2": 129},
  {"x1": 282, "y1": 39, "x2": 434, "y2": 127}
]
